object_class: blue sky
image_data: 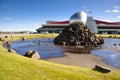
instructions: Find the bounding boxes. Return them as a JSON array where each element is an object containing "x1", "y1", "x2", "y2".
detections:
[{"x1": 0, "y1": 0, "x2": 120, "y2": 32}]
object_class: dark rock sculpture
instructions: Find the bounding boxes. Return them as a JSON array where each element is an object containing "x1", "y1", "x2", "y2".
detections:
[{"x1": 54, "y1": 23, "x2": 104, "y2": 48}]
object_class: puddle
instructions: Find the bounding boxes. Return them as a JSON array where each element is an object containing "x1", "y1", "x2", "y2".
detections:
[
  {"x1": 92, "y1": 38, "x2": 120, "y2": 69},
  {"x1": 11, "y1": 38, "x2": 120, "y2": 69}
]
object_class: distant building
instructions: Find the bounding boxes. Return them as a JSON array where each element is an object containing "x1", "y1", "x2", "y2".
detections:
[
  {"x1": 36, "y1": 20, "x2": 69, "y2": 33},
  {"x1": 36, "y1": 12, "x2": 120, "y2": 34},
  {"x1": 96, "y1": 20, "x2": 120, "y2": 34}
]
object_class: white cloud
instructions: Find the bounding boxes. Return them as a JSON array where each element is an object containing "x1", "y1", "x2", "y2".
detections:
[
  {"x1": 112, "y1": 9, "x2": 120, "y2": 13},
  {"x1": 114, "y1": 5, "x2": 119, "y2": 9},
  {"x1": 101, "y1": 19, "x2": 113, "y2": 22},
  {"x1": 117, "y1": 16, "x2": 120, "y2": 19},
  {"x1": 105, "y1": 9, "x2": 120, "y2": 13},
  {"x1": 0, "y1": 17, "x2": 12, "y2": 22},
  {"x1": 105, "y1": 5, "x2": 120, "y2": 13},
  {"x1": 4, "y1": 18, "x2": 12, "y2": 21},
  {"x1": 105, "y1": 10, "x2": 111, "y2": 13},
  {"x1": 33, "y1": 23, "x2": 41, "y2": 27}
]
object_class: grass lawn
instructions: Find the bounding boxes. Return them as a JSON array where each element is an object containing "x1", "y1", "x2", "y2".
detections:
[
  {"x1": 0, "y1": 34, "x2": 120, "y2": 80},
  {"x1": 96, "y1": 34, "x2": 120, "y2": 38}
]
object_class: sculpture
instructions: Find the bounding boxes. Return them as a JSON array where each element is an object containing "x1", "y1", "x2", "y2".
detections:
[
  {"x1": 69, "y1": 11, "x2": 88, "y2": 25},
  {"x1": 54, "y1": 11, "x2": 104, "y2": 53}
]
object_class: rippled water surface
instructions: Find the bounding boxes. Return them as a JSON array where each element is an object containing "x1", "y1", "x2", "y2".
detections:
[
  {"x1": 11, "y1": 38, "x2": 120, "y2": 69},
  {"x1": 12, "y1": 38, "x2": 66, "y2": 59},
  {"x1": 92, "y1": 38, "x2": 120, "y2": 69}
]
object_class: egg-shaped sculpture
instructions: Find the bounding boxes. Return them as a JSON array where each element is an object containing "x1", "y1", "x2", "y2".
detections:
[
  {"x1": 69, "y1": 11, "x2": 98, "y2": 33},
  {"x1": 69, "y1": 11, "x2": 87, "y2": 25}
]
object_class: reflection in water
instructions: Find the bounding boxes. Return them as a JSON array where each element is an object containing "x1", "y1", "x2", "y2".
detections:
[
  {"x1": 12, "y1": 38, "x2": 65, "y2": 59},
  {"x1": 92, "y1": 50, "x2": 120, "y2": 69},
  {"x1": 11, "y1": 38, "x2": 120, "y2": 69},
  {"x1": 12, "y1": 38, "x2": 88, "y2": 59},
  {"x1": 92, "y1": 38, "x2": 120, "y2": 69}
]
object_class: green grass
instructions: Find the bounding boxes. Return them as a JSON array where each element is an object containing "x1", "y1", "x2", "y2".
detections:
[
  {"x1": 0, "y1": 34, "x2": 120, "y2": 80},
  {"x1": 1, "y1": 33, "x2": 59, "y2": 41},
  {"x1": 96, "y1": 34, "x2": 120, "y2": 38}
]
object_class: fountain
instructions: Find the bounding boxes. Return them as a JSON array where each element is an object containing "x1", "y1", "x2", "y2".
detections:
[{"x1": 54, "y1": 11, "x2": 104, "y2": 52}]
